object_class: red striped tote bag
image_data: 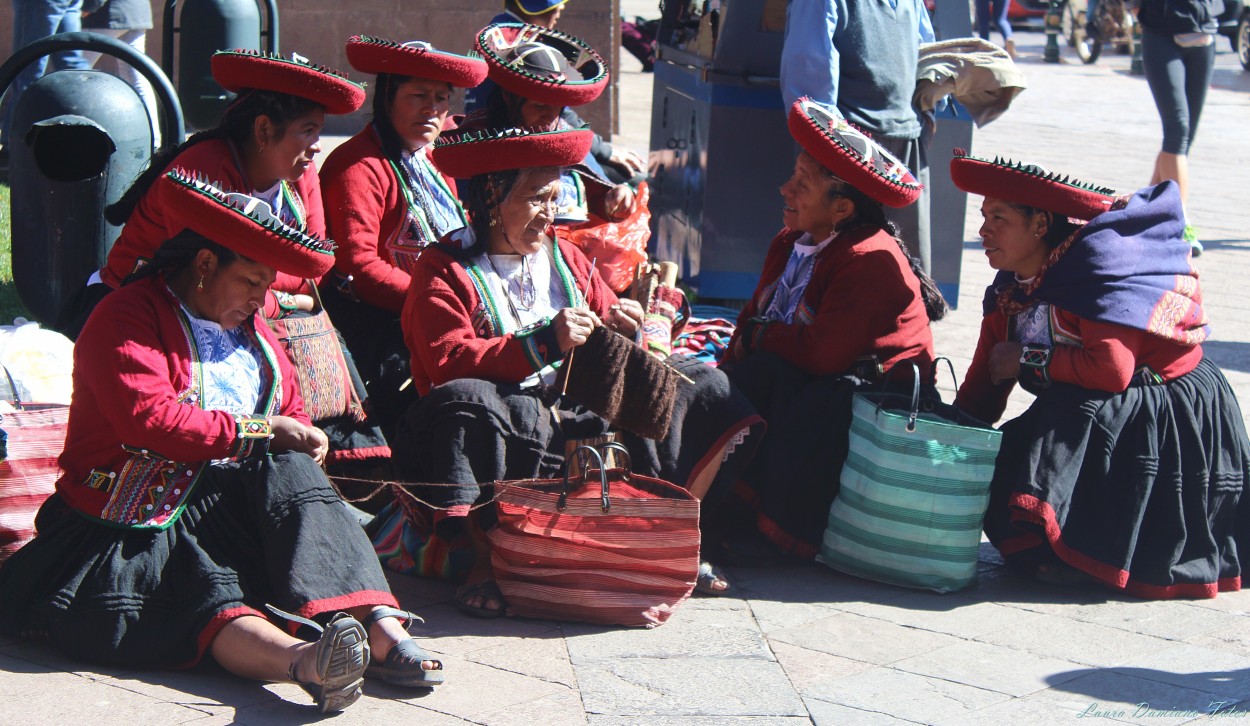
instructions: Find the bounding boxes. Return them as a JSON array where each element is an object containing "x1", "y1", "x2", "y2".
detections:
[
  {"x1": 0, "y1": 403, "x2": 69, "y2": 563},
  {"x1": 489, "y1": 444, "x2": 701, "y2": 627}
]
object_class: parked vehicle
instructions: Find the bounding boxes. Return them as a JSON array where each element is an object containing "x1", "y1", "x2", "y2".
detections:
[
  {"x1": 1062, "y1": 0, "x2": 1134, "y2": 64},
  {"x1": 1216, "y1": 0, "x2": 1250, "y2": 70}
]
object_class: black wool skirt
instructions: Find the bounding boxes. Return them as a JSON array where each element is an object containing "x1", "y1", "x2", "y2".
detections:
[
  {"x1": 391, "y1": 359, "x2": 763, "y2": 523},
  {"x1": 728, "y1": 351, "x2": 867, "y2": 558},
  {"x1": 985, "y1": 357, "x2": 1250, "y2": 599},
  {"x1": 0, "y1": 452, "x2": 397, "y2": 668}
]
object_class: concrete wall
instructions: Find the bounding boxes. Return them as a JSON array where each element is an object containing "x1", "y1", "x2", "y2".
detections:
[{"x1": 1, "y1": 0, "x2": 620, "y2": 138}]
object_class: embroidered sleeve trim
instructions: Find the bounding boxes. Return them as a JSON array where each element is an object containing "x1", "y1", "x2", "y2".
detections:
[
  {"x1": 1019, "y1": 344, "x2": 1052, "y2": 387},
  {"x1": 233, "y1": 415, "x2": 273, "y2": 459},
  {"x1": 516, "y1": 318, "x2": 559, "y2": 371}
]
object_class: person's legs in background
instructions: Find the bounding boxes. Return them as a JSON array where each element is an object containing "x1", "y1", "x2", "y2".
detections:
[
  {"x1": 992, "y1": 0, "x2": 1015, "y2": 58},
  {"x1": 1142, "y1": 28, "x2": 1215, "y2": 254},
  {"x1": 3, "y1": 0, "x2": 88, "y2": 153},
  {"x1": 80, "y1": 28, "x2": 161, "y2": 147}
]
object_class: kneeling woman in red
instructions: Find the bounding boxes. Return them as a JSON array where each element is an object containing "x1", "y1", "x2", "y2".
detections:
[
  {"x1": 722, "y1": 99, "x2": 948, "y2": 560},
  {"x1": 0, "y1": 171, "x2": 443, "y2": 712},
  {"x1": 951, "y1": 151, "x2": 1249, "y2": 598},
  {"x1": 394, "y1": 127, "x2": 763, "y2": 614}
]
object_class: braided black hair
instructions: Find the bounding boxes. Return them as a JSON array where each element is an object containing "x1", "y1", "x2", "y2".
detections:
[
  {"x1": 370, "y1": 73, "x2": 455, "y2": 226},
  {"x1": 105, "y1": 91, "x2": 322, "y2": 226},
  {"x1": 828, "y1": 182, "x2": 950, "y2": 323},
  {"x1": 462, "y1": 168, "x2": 523, "y2": 255},
  {"x1": 1001, "y1": 201, "x2": 1083, "y2": 248},
  {"x1": 121, "y1": 229, "x2": 239, "y2": 286}
]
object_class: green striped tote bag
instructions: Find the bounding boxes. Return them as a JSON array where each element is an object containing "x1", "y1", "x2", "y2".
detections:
[{"x1": 817, "y1": 378, "x2": 1002, "y2": 593}]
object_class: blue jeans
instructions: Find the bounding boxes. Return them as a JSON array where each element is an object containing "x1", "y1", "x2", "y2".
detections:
[
  {"x1": 3, "y1": 0, "x2": 90, "y2": 146},
  {"x1": 976, "y1": 0, "x2": 1013, "y2": 43}
]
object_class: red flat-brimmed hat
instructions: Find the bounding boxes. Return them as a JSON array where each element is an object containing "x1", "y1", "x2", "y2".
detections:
[
  {"x1": 345, "y1": 36, "x2": 488, "y2": 88},
  {"x1": 161, "y1": 169, "x2": 336, "y2": 279},
  {"x1": 431, "y1": 126, "x2": 593, "y2": 179},
  {"x1": 211, "y1": 49, "x2": 366, "y2": 115},
  {"x1": 476, "y1": 23, "x2": 608, "y2": 107},
  {"x1": 949, "y1": 149, "x2": 1116, "y2": 220},
  {"x1": 787, "y1": 98, "x2": 922, "y2": 209}
]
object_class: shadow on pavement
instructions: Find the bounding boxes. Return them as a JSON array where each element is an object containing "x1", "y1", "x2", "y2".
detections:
[{"x1": 1198, "y1": 340, "x2": 1250, "y2": 373}]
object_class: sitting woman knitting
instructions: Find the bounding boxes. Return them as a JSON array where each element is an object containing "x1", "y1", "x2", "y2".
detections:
[{"x1": 381, "y1": 126, "x2": 762, "y2": 616}]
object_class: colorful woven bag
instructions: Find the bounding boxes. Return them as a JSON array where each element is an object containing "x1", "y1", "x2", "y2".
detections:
[
  {"x1": 489, "y1": 443, "x2": 700, "y2": 627},
  {"x1": 817, "y1": 361, "x2": 1002, "y2": 593},
  {"x1": 264, "y1": 282, "x2": 365, "y2": 423},
  {"x1": 0, "y1": 402, "x2": 69, "y2": 563}
]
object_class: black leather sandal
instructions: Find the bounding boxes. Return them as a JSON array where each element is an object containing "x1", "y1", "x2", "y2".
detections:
[
  {"x1": 268, "y1": 605, "x2": 369, "y2": 713},
  {"x1": 361, "y1": 606, "x2": 446, "y2": 688}
]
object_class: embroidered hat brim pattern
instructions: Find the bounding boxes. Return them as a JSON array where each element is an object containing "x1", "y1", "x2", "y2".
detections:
[
  {"x1": 161, "y1": 168, "x2": 337, "y2": 279},
  {"x1": 950, "y1": 149, "x2": 1117, "y2": 221},
  {"x1": 787, "y1": 98, "x2": 923, "y2": 209},
  {"x1": 345, "y1": 36, "x2": 488, "y2": 88},
  {"x1": 476, "y1": 23, "x2": 609, "y2": 107},
  {"x1": 211, "y1": 49, "x2": 366, "y2": 114},
  {"x1": 431, "y1": 127, "x2": 594, "y2": 179}
]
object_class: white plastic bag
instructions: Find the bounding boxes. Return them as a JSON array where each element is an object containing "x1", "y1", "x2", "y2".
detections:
[{"x1": 0, "y1": 319, "x2": 75, "y2": 405}]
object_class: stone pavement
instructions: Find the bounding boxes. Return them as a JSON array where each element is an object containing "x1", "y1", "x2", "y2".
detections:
[{"x1": 4, "y1": 25, "x2": 1250, "y2": 726}]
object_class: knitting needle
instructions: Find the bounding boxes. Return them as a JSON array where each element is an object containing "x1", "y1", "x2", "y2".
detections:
[{"x1": 561, "y1": 257, "x2": 596, "y2": 396}]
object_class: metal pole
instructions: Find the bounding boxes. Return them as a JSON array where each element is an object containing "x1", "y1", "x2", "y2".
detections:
[
  {"x1": 260, "y1": 0, "x2": 279, "y2": 53},
  {"x1": 1044, "y1": 0, "x2": 1064, "y2": 62}
]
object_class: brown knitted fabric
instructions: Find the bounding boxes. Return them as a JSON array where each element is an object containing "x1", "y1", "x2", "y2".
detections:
[{"x1": 559, "y1": 327, "x2": 679, "y2": 440}]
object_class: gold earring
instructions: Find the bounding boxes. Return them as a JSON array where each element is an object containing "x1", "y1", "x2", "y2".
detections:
[
  {"x1": 197, "y1": 275, "x2": 205, "y2": 291},
  {"x1": 489, "y1": 216, "x2": 498, "y2": 228}
]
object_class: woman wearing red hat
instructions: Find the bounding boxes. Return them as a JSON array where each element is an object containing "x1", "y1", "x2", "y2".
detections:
[
  {"x1": 456, "y1": 24, "x2": 646, "y2": 252},
  {"x1": 393, "y1": 126, "x2": 762, "y2": 614},
  {"x1": 319, "y1": 37, "x2": 488, "y2": 437},
  {"x1": 95, "y1": 50, "x2": 366, "y2": 300},
  {"x1": 720, "y1": 99, "x2": 948, "y2": 562},
  {"x1": 951, "y1": 151, "x2": 1250, "y2": 599},
  {"x1": 72, "y1": 49, "x2": 388, "y2": 469},
  {"x1": 0, "y1": 172, "x2": 444, "y2": 713}
]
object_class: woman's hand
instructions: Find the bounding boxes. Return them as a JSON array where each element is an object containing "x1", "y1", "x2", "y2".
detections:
[
  {"x1": 607, "y1": 148, "x2": 647, "y2": 177},
  {"x1": 552, "y1": 307, "x2": 602, "y2": 353},
  {"x1": 607, "y1": 298, "x2": 644, "y2": 338},
  {"x1": 270, "y1": 415, "x2": 330, "y2": 465},
  {"x1": 988, "y1": 342, "x2": 1024, "y2": 385},
  {"x1": 291, "y1": 294, "x2": 316, "y2": 312},
  {"x1": 604, "y1": 184, "x2": 636, "y2": 221}
]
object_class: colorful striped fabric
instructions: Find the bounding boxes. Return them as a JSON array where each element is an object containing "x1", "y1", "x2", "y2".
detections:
[
  {"x1": 0, "y1": 404, "x2": 68, "y2": 563},
  {"x1": 818, "y1": 394, "x2": 1002, "y2": 593},
  {"x1": 489, "y1": 469, "x2": 700, "y2": 627}
]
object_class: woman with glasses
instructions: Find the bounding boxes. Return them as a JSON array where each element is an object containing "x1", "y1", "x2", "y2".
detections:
[{"x1": 390, "y1": 126, "x2": 762, "y2": 614}]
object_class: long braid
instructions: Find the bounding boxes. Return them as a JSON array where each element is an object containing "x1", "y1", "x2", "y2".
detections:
[
  {"x1": 370, "y1": 73, "x2": 446, "y2": 232},
  {"x1": 836, "y1": 184, "x2": 949, "y2": 323},
  {"x1": 105, "y1": 90, "x2": 322, "y2": 226},
  {"x1": 121, "y1": 230, "x2": 238, "y2": 286},
  {"x1": 463, "y1": 169, "x2": 521, "y2": 255}
]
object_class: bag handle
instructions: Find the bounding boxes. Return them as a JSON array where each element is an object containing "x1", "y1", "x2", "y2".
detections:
[
  {"x1": 597, "y1": 441, "x2": 632, "y2": 480},
  {"x1": 932, "y1": 356, "x2": 959, "y2": 392},
  {"x1": 557, "y1": 444, "x2": 610, "y2": 513},
  {"x1": 2, "y1": 365, "x2": 24, "y2": 410},
  {"x1": 877, "y1": 361, "x2": 921, "y2": 431}
]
